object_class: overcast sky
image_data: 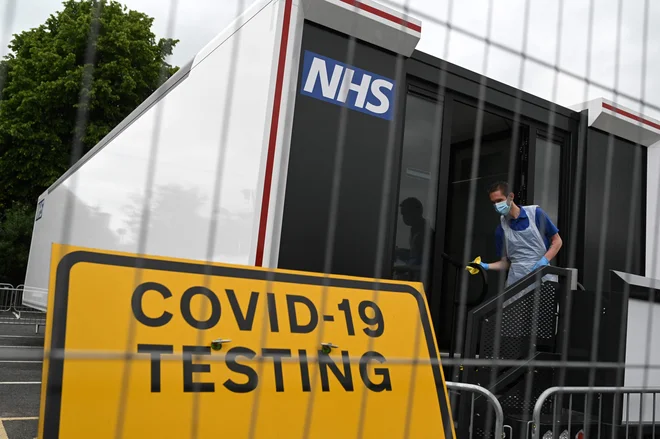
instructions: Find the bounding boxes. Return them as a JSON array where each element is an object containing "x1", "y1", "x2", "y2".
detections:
[{"x1": 1, "y1": 0, "x2": 659, "y2": 119}]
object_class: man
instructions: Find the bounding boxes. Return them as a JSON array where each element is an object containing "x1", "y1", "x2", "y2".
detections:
[{"x1": 476, "y1": 181, "x2": 562, "y2": 287}]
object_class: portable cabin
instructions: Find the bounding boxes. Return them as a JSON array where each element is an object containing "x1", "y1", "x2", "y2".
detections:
[{"x1": 23, "y1": 0, "x2": 660, "y2": 361}]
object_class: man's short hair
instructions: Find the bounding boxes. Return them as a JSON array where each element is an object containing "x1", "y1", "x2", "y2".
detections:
[
  {"x1": 487, "y1": 181, "x2": 511, "y2": 196},
  {"x1": 400, "y1": 197, "x2": 423, "y2": 214}
]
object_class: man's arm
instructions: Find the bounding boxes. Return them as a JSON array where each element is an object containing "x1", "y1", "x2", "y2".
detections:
[
  {"x1": 535, "y1": 207, "x2": 562, "y2": 263},
  {"x1": 544, "y1": 233, "x2": 562, "y2": 262},
  {"x1": 487, "y1": 257, "x2": 510, "y2": 271}
]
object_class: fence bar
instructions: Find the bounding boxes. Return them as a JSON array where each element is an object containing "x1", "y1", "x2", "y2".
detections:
[
  {"x1": 532, "y1": 386, "x2": 660, "y2": 439},
  {"x1": 638, "y1": 393, "x2": 643, "y2": 439},
  {"x1": 626, "y1": 393, "x2": 630, "y2": 438},
  {"x1": 0, "y1": 283, "x2": 13, "y2": 312},
  {"x1": 653, "y1": 394, "x2": 656, "y2": 438},
  {"x1": 0, "y1": 286, "x2": 47, "y2": 331},
  {"x1": 598, "y1": 393, "x2": 602, "y2": 438},
  {"x1": 12, "y1": 285, "x2": 46, "y2": 314},
  {"x1": 469, "y1": 393, "x2": 475, "y2": 439},
  {"x1": 445, "y1": 381, "x2": 504, "y2": 439}
]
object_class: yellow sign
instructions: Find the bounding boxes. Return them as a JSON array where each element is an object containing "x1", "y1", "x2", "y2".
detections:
[{"x1": 39, "y1": 244, "x2": 455, "y2": 438}]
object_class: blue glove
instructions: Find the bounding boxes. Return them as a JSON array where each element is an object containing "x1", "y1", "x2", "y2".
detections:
[
  {"x1": 532, "y1": 256, "x2": 549, "y2": 271},
  {"x1": 480, "y1": 261, "x2": 489, "y2": 270}
]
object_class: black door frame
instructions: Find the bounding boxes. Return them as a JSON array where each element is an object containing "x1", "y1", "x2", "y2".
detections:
[
  {"x1": 396, "y1": 56, "x2": 580, "y2": 349},
  {"x1": 528, "y1": 127, "x2": 570, "y2": 268},
  {"x1": 432, "y1": 91, "x2": 533, "y2": 349}
]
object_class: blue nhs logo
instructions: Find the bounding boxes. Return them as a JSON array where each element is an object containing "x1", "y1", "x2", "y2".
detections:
[{"x1": 300, "y1": 51, "x2": 396, "y2": 120}]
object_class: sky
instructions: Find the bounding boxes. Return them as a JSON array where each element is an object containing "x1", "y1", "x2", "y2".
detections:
[{"x1": 1, "y1": 0, "x2": 659, "y2": 119}]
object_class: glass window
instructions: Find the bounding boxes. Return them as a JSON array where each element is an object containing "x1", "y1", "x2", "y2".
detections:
[
  {"x1": 392, "y1": 94, "x2": 443, "y2": 294},
  {"x1": 533, "y1": 136, "x2": 561, "y2": 227},
  {"x1": 445, "y1": 102, "x2": 518, "y2": 271},
  {"x1": 439, "y1": 101, "x2": 522, "y2": 350}
]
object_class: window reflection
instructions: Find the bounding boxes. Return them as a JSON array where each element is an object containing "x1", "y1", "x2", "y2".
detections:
[
  {"x1": 394, "y1": 197, "x2": 435, "y2": 276},
  {"x1": 392, "y1": 94, "x2": 441, "y2": 295},
  {"x1": 534, "y1": 137, "x2": 561, "y2": 227}
]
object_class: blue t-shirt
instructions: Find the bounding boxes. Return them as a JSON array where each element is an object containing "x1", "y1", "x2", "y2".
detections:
[{"x1": 495, "y1": 206, "x2": 559, "y2": 258}]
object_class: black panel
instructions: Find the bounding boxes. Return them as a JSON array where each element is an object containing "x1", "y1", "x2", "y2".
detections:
[
  {"x1": 278, "y1": 22, "x2": 402, "y2": 278},
  {"x1": 406, "y1": 55, "x2": 574, "y2": 132},
  {"x1": 568, "y1": 111, "x2": 589, "y2": 283},
  {"x1": 561, "y1": 287, "x2": 628, "y2": 424},
  {"x1": 582, "y1": 129, "x2": 646, "y2": 291}
]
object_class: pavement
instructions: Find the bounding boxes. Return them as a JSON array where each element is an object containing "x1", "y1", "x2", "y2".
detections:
[{"x1": 0, "y1": 322, "x2": 44, "y2": 439}]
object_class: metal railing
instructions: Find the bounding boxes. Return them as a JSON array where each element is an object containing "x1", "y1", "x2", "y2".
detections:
[
  {"x1": 441, "y1": 252, "x2": 489, "y2": 361},
  {"x1": 530, "y1": 386, "x2": 660, "y2": 439},
  {"x1": 0, "y1": 283, "x2": 13, "y2": 312},
  {"x1": 446, "y1": 381, "x2": 506, "y2": 439},
  {"x1": 0, "y1": 284, "x2": 47, "y2": 332},
  {"x1": 12, "y1": 284, "x2": 46, "y2": 314},
  {"x1": 456, "y1": 266, "x2": 575, "y2": 437}
]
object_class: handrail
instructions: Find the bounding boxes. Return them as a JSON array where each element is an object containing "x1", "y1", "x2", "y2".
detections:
[
  {"x1": 465, "y1": 263, "x2": 489, "y2": 305},
  {"x1": 446, "y1": 381, "x2": 505, "y2": 439},
  {"x1": 440, "y1": 252, "x2": 489, "y2": 306},
  {"x1": 469, "y1": 265, "x2": 574, "y2": 316},
  {"x1": 441, "y1": 253, "x2": 489, "y2": 361},
  {"x1": 440, "y1": 252, "x2": 464, "y2": 268},
  {"x1": 463, "y1": 265, "x2": 575, "y2": 362}
]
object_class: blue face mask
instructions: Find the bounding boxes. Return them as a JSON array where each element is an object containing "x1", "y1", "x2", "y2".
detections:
[{"x1": 494, "y1": 199, "x2": 511, "y2": 215}]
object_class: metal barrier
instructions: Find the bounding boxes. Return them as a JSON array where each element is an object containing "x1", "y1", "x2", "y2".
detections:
[
  {"x1": 12, "y1": 284, "x2": 47, "y2": 314},
  {"x1": 0, "y1": 283, "x2": 13, "y2": 312},
  {"x1": 0, "y1": 284, "x2": 47, "y2": 332},
  {"x1": 446, "y1": 381, "x2": 506, "y2": 439},
  {"x1": 530, "y1": 386, "x2": 660, "y2": 439}
]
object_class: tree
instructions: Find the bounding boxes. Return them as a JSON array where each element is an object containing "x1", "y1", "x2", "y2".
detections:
[
  {"x1": 0, "y1": 203, "x2": 35, "y2": 285},
  {"x1": 0, "y1": 0, "x2": 179, "y2": 285},
  {"x1": 0, "y1": 0, "x2": 179, "y2": 211}
]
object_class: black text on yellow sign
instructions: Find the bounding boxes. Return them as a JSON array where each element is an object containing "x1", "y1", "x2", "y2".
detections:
[
  {"x1": 132, "y1": 283, "x2": 391, "y2": 394},
  {"x1": 38, "y1": 245, "x2": 455, "y2": 438}
]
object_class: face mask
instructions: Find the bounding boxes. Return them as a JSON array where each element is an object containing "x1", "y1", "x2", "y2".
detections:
[{"x1": 494, "y1": 199, "x2": 511, "y2": 215}]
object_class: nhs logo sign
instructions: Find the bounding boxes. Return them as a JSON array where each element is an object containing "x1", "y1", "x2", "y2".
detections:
[{"x1": 300, "y1": 51, "x2": 396, "y2": 120}]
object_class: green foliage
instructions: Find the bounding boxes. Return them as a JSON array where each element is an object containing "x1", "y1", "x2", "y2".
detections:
[
  {"x1": 0, "y1": 204, "x2": 35, "y2": 285},
  {"x1": 0, "y1": 0, "x2": 179, "y2": 210},
  {"x1": 0, "y1": 0, "x2": 179, "y2": 284}
]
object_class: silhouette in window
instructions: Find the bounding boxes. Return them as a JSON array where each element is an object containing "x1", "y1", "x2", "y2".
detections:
[{"x1": 393, "y1": 197, "x2": 435, "y2": 292}]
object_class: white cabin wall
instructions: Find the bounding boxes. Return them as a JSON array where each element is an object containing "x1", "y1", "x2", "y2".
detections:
[
  {"x1": 23, "y1": 0, "x2": 286, "y2": 310},
  {"x1": 621, "y1": 134, "x2": 660, "y2": 423},
  {"x1": 258, "y1": 0, "x2": 305, "y2": 269}
]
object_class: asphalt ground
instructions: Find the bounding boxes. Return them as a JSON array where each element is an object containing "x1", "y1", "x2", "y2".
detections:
[{"x1": 0, "y1": 322, "x2": 44, "y2": 439}]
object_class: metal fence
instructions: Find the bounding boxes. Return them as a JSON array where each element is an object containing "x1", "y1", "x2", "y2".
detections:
[
  {"x1": 446, "y1": 381, "x2": 508, "y2": 439},
  {"x1": 0, "y1": 283, "x2": 13, "y2": 312},
  {"x1": 530, "y1": 386, "x2": 660, "y2": 439},
  {"x1": 0, "y1": 284, "x2": 47, "y2": 332},
  {"x1": 2, "y1": 0, "x2": 660, "y2": 437}
]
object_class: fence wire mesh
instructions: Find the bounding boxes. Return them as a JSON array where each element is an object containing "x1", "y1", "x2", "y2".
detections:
[{"x1": 1, "y1": 0, "x2": 660, "y2": 437}]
